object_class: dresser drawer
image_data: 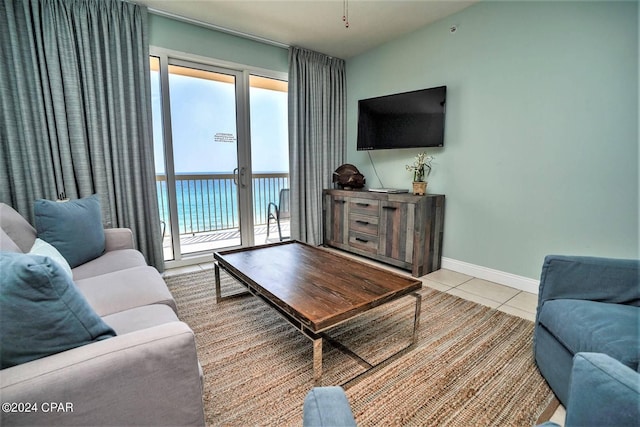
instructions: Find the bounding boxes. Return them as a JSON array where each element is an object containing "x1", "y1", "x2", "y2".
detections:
[
  {"x1": 349, "y1": 213, "x2": 378, "y2": 236},
  {"x1": 349, "y1": 198, "x2": 379, "y2": 216},
  {"x1": 348, "y1": 231, "x2": 379, "y2": 254}
]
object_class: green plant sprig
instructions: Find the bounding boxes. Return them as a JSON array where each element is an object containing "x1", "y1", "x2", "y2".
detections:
[{"x1": 405, "y1": 152, "x2": 434, "y2": 182}]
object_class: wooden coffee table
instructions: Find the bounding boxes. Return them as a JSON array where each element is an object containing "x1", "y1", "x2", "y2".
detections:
[{"x1": 214, "y1": 240, "x2": 422, "y2": 386}]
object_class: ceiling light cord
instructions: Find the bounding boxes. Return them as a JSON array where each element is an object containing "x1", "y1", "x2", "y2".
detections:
[{"x1": 343, "y1": 0, "x2": 349, "y2": 28}]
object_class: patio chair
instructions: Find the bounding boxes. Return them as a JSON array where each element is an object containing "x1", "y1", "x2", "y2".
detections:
[{"x1": 266, "y1": 188, "x2": 290, "y2": 242}]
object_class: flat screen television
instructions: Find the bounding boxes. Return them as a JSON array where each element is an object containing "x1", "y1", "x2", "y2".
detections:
[{"x1": 357, "y1": 86, "x2": 446, "y2": 150}]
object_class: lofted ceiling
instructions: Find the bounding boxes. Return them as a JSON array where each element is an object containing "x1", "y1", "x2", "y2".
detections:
[{"x1": 134, "y1": 0, "x2": 478, "y2": 59}]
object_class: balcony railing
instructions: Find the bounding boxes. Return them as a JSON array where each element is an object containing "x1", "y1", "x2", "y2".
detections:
[{"x1": 156, "y1": 172, "x2": 289, "y2": 235}]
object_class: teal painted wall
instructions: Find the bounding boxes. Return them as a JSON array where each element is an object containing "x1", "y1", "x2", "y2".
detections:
[
  {"x1": 346, "y1": 1, "x2": 639, "y2": 279},
  {"x1": 148, "y1": 14, "x2": 288, "y2": 73}
]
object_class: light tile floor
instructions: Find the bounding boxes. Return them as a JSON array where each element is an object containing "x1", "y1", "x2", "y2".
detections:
[
  {"x1": 424, "y1": 269, "x2": 537, "y2": 322},
  {"x1": 163, "y1": 252, "x2": 566, "y2": 425}
]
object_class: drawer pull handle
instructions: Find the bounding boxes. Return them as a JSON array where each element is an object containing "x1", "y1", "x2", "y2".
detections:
[
  {"x1": 355, "y1": 220, "x2": 369, "y2": 225},
  {"x1": 355, "y1": 237, "x2": 369, "y2": 243},
  {"x1": 336, "y1": 200, "x2": 346, "y2": 204},
  {"x1": 383, "y1": 206, "x2": 398, "y2": 210},
  {"x1": 356, "y1": 203, "x2": 370, "y2": 207}
]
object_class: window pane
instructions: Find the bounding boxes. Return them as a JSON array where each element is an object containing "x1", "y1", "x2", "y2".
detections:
[
  {"x1": 149, "y1": 56, "x2": 174, "y2": 261},
  {"x1": 168, "y1": 65, "x2": 240, "y2": 252},
  {"x1": 250, "y1": 75, "x2": 289, "y2": 241}
]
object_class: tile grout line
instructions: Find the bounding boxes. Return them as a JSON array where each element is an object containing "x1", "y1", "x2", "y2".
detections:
[
  {"x1": 501, "y1": 291, "x2": 522, "y2": 310},
  {"x1": 451, "y1": 285, "x2": 519, "y2": 307},
  {"x1": 503, "y1": 291, "x2": 539, "y2": 315}
]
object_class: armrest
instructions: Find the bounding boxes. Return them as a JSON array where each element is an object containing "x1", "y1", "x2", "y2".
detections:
[
  {"x1": 267, "y1": 202, "x2": 278, "y2": 217},
  {"x1": 303, "y1": 387, "x2": 357, "y2": 427},
  {"x1": 537, "y1": 255, "x2": 640, "y2": 308},
  {"x1": 104, "y1": 227, "x2": 135, "y2": 251},
  {"x1": 1, "y1": 322, "x2": 204, "y2": 426},
  {"x1": 564, "y1": 353, "x2": 640, "y2": 427}
]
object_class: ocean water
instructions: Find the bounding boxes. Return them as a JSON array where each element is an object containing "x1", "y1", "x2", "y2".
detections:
[{"x1": 156, "y1": 175, "x2": 288, "y2": 235}]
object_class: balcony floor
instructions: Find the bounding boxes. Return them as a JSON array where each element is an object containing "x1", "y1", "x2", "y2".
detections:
[{"x1": 162, "y1": 222, "x2": 290, "y2": 260}]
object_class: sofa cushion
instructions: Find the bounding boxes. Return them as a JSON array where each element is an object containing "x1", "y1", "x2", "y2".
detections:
[
  {"x1": 0, "y1": 252, "x2": 116, "y2": 369},
  {"x1": 74, "y1": 266, "x2": 177, "y2": 316},
  {"x1": 29, "y1": 238, "x2": 73, "y2": 278},
  {"x1": 34, "y1": 195, "x2": 105, "y2": 268},
  {"x1": 0, "y1": 203, "x2": 36, "y2": 252},
  {"x1": 538, "y1": 299, "x2": 639, "y2": 369},
  {"x1": 72, "y1": 249, "x2": 146, "y2": 281},
  {"x1": 102, "y1": 304, "x2": 180, "y2": 335}
]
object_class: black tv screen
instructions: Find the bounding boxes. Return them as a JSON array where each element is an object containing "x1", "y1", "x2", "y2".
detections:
[{"x1": 357, "y1": 86, "x2": 446, "y2": 150}]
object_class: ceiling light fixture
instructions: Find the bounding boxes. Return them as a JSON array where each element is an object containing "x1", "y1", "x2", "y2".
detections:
[{"x1": 342, "y1": 0, "x2": 350, "y2": 28}]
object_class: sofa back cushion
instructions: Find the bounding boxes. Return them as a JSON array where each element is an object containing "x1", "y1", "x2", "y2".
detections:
[
  {"x1": 0, "y1": 203, "x2": 36, "y2": 253},
  {"x1": 0, "y1": 252, "x2": 116, "y2": 369},
  {"x1": 34, "y1": 195, "x2": 105, "y2": 268},
  {"x1": 539, "y1": 255, "x2": 640, "y2": 307}
]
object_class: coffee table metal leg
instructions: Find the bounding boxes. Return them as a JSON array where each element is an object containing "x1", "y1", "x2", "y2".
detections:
[
  {"x1": 412, "y1": 292, "x2": 422, "y2": 345},
  {"x1": 215, "y1": 263, "x2": 222, "y2": 304},
  {"x1": 214, "y1": 262, "x2": 251, "y2": 303},
  {"x1": 313, "y1": 337, "x2": 323, "y2": 386},
  {"x1": 330, "y1": 292, "x2": 423, "y2": 388}
]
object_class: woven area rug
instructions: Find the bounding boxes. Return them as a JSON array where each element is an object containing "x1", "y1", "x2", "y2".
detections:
[{"x1": 165, "y1": 268, "x2": 555, "y2": 426}]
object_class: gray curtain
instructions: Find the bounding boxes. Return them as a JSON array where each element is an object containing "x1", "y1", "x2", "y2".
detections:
[
  {"x1": 0, "y1": 0, "x2": 164, "y2": 271},
  {"x1": 288, "y1": 47, "x2": 346, "y2": 245}
]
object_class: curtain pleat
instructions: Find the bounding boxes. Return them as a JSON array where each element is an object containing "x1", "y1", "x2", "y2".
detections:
[
  {"x1": 0, "y1": 0, "x2": 164, "y2": 271},
  {"x1": 288, "y1": 47, "x2": 346, "y2": 245}
]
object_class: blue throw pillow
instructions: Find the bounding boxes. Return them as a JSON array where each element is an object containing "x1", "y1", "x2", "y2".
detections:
[
  {"x1": 0, "y1": 252, "x2": 116, "y2": 369},
  {"x1": 34, "y1": 194, "x2": 106, "y2": 268}
]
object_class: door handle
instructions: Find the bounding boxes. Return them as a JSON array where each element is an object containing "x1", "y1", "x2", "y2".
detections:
[
  {"x1": 233, "y1": 167, "x2": 239, "y2": 186},
  {"x1": 239, "y1": 167, "x2": 247, "y2": 188}
]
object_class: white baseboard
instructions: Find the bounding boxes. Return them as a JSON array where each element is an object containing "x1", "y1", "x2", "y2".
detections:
[{"x1": 441, "y1": 257, "x2": 540, "y2": 294}]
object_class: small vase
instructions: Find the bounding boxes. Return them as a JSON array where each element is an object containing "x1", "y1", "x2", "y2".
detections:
[{"x1": 412, "y1": 181, "x2": 427, "y2": 196}]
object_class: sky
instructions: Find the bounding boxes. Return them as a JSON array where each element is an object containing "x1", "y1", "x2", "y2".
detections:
[{"x1": 151, "y1": 70, "x2": 288, "y2": 175}]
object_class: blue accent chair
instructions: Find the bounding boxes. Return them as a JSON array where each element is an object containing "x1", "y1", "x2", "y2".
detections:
[
  {"x1": 534, "y1": 255, "x2": 640, "y2": 406},
  {"x1": 303, "y1": 386, "x2": 356, "y2": 427}
]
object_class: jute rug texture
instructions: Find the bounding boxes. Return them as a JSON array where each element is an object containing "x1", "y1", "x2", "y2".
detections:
[{"x1": 165, "y1": 268, "x2": 554, "y2": 426}]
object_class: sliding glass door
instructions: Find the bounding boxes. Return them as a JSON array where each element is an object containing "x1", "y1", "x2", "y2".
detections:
[
  {"x1": 150, "y1": 51, "x2": 288, "y2": 265},
  {"x1": 249, "y1": 76, "x2": 289, "y2": 243}
]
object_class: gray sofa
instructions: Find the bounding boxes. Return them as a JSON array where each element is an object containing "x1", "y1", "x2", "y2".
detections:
[
  {"x1": 0, "y1": 203, "x2": 205, "y2": 426},
  {"x1": 534, "y1": 255, "x2": 640, "y2": 407}
]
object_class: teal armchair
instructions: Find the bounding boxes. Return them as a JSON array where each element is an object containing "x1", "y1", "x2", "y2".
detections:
[{"x1": 534, "y1": 255, "x2": 639, "y2": 406}]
